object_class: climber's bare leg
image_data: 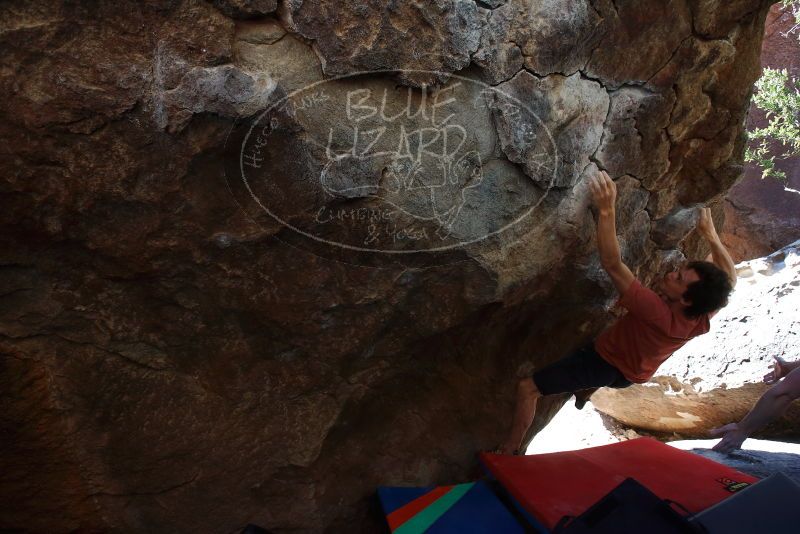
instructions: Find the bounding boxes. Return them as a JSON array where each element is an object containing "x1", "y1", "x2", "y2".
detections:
[{"x1": 499, "y1": 377, "x2": 541, "y2": 454}]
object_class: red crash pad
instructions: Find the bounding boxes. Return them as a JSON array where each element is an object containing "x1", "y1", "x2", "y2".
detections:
[{"x1": 479, "y1": 437, "x2": 758, "y2": 530}]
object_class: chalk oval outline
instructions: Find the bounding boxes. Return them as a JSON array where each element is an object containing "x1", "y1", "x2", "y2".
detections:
[{"x1": 237, "y1": 69, "x2": 559, "y2": 254}]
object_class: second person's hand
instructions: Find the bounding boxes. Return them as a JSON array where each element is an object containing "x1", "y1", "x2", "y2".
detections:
[{"x1": 764, "y1": 355, "x2": 789, "y2": 385}]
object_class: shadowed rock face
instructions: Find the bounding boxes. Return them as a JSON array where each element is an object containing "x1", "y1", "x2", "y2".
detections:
[
  {"x1": 281, "y1": 0, "x2": 483, "y2": 87},
  {"x1": 0, "y1": 0, "x2": 773, "y2": 532}
]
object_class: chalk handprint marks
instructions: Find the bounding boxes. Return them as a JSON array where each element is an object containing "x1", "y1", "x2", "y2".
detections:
[{"x1": 235, "y1": 70, "x2": 557, "y2": 255}]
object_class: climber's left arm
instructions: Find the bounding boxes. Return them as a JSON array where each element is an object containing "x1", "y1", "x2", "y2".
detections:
[{"x1": 697, "y1": 207, "x2": 737, "y2": 288}]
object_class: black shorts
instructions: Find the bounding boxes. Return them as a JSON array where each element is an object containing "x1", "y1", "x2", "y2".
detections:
[{"x1": 532, "y1": 343, "x2": 632, "y2": 396}]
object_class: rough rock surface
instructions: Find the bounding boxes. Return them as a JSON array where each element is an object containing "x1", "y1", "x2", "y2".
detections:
[
  {"x1": 280, "y1": 0, "x2": 484, "y2": 87},
  {"x1": 493, "y1": 71, "x2": 609, "y2": 188},
  {"x1": 593, "y1": 240, "x2": 800, "y2": 439},
  {"x1": 0, "y1": 0, "x2": 774, "y2": 532},
  {"x1": 214, "y1": 0, "x2": 278, "y2": 19},
  {"x1": 721, "y1": 2, "x2": 800, "y2": 261}
]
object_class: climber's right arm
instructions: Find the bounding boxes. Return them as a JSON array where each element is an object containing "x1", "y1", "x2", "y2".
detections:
[{"x1": 590, "y1": 170, "x2": 635, "y2": 296}]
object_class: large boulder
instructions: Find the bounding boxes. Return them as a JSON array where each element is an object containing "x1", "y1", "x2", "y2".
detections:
[
  {"x1": 0, "y1": 0, "x2": 774, "y2": 532},
  {"x1": 592, "y1": 240, "x2": 800, "y2": 439}
]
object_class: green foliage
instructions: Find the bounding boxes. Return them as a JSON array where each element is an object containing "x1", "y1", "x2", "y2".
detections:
[
  {"x1": 745, "y1": 2, "x2": 800, "y2": 181},
  {"x1": 745, "y1": 68, "x2": 800, "y2": 181}
]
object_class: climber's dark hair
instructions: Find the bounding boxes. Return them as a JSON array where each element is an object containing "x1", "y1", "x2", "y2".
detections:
[{"x1": 682, "y1": 260, "x2": 733, "y2": 318}]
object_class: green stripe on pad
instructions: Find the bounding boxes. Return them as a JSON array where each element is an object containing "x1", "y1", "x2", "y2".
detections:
[{"x1": 394, "y1": 482, "x2": 475, "y2": 534}]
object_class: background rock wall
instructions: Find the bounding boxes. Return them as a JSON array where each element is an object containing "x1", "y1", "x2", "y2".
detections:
[
  {"x1": 721, "y1": 2, "x2": 800, "y2": 261},
  {"x1": 0, "y1": 1, "x2": 774, "y2": 532}
]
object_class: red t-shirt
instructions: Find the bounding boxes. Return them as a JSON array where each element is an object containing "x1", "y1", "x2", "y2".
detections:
[{"x1": 594, "y1": 279, "x2": 711, "y2": 383}]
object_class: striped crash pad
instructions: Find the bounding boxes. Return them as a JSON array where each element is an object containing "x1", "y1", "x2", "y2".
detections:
[
  {"x1": 378, "y1": 480, "x2": 526, "y2": 533},
  {"x1": 479, "y1": 437, "x2": 759, "y2": 530}
]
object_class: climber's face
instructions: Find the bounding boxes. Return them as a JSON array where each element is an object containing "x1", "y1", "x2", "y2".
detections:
[{"x1": 660, "y1": 263, "x2": 700, "y2": 304}]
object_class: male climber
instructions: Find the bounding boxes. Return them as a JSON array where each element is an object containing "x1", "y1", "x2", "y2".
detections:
[{"x1": 495, "y1": 169, "x2": 737, "y2": 455}]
